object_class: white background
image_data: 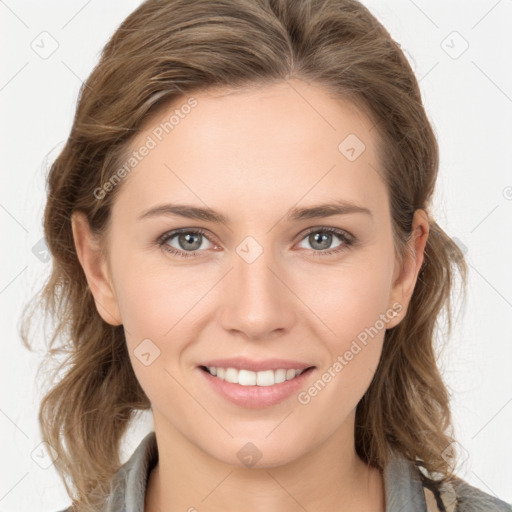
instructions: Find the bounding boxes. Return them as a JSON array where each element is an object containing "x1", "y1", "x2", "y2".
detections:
[{"x1": 1, "y1": 1, "x2": 511, "y2": 510}]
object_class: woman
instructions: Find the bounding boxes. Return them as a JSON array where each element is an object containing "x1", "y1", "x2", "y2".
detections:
[{"x1": 21, "y1": 0, "x2": 511, "y2": 511}]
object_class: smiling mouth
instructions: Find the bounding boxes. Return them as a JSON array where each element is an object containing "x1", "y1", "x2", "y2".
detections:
[{"x1": 199, "y1": 365, "x2": 315, "y2": 386}]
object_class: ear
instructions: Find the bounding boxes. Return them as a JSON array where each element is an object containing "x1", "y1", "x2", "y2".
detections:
[
  {"x1": 386, "y1": 209, "x2": 429, "y2": 329},
  {"x1": 71, "y1": 211, "x2": 122, "y2": 326}
]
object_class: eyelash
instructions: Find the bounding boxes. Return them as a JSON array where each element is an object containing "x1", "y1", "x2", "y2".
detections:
[{"x1": 156, "y1": 227, "x2": 355, "y2": 259}]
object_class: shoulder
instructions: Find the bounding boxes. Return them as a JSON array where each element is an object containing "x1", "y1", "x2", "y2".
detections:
[
  {"x1": 55, "y1": 431, "x2": 158, "y2": 512},
  {"x1": 451, "y1": 476, "x2": 511, "y2": 512},
  {"x1": 419, "y1": 470, "x2": 511, "y2": 512},
  {"x1": 384, "y1": 450, "x2": 511, "y2": 512}
]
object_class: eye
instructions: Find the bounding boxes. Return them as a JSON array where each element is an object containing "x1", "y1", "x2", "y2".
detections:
[
  {"x1": 297, "y1": 227, "x2": 354, "y2": 256},
  {"x1": 157, "y1": 228, "x2": 216, "y2": 258},
  {"x1": 157, "y1": 226, "x2": 354, "y2": 259}
]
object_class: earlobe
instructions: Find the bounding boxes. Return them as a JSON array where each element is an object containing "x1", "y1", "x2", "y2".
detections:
[
  {"x1": 71, "y1": 212, "x2": 122, "y2": 326},
  {"x1": 386, "y1": 209, "x2": 429, "y2": 329}
]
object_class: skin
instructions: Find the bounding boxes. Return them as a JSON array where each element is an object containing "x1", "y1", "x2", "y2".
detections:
[{"x1": 72, "y1": 78, "x2": 429, "y2": 512}]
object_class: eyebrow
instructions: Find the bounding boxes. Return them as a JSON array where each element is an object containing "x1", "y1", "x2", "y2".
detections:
[{"x1": 137, "y1": 200, "x2": 372, "y2": 224}]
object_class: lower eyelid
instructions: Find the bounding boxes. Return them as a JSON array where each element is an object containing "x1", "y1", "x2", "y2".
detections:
[
  {"x1": 299, "y1": 231, "x2": 352, "y2": 252},
  {"x1": 158, "y1": 228, "x2": 353, "y2": 256},
  {"x1": 159, "y1": 230, "x2": 216, "y2": 250}
]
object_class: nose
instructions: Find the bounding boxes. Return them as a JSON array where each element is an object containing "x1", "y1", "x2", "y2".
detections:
[{"x1": 218, "y1": 240, "x2": 297, "y2": 341}]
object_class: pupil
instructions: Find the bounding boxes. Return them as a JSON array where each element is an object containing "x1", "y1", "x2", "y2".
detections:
[
  {"x1": 312, "y1": 232, "x2": 331, "y2": 250},
  {"x1": 180, "y1": 233, "x2": 201, "y2": 251}
]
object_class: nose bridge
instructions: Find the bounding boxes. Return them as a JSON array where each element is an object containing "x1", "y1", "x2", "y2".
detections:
[{"x1": 219, "y1": 234, "x2": 294, "y2": 339}]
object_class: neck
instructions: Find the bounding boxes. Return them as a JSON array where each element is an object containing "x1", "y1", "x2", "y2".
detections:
[{"x1": 145, "y1": 413, "x2": 385, "y2": 512}]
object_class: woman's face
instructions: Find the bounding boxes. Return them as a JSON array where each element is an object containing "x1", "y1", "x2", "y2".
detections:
[{"x1": 75, "y1": 79, "x2": 426, "y2": 467}]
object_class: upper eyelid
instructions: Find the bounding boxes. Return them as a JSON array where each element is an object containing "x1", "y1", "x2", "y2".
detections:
[
  {"x1": 158, "y1": 227, "x2": 217, "y2": 245},
  {"x1": 158, "y1": 226, "x2": 352, "y2": 248}
]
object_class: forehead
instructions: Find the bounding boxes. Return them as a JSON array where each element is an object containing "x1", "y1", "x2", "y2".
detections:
[{"x1": 112, "y1": 79, "x2": 387, "y2": 223}]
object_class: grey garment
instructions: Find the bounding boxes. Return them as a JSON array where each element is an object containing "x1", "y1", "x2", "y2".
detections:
[{"x1": 58, "y1": 431, "x2": 511, "y2": 512}]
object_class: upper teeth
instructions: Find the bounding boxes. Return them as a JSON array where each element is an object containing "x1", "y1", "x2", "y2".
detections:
[{"x1": 207, "y1": 367, "x2": 306, "y2": 386}]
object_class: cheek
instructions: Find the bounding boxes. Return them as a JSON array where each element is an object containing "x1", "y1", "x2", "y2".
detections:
[
  {"x1": 111, "y1": 246, "x2": 206, "y2": 339},
  {"x1": 301, "y1": 252, "x2": 394, "y2": 398},
  {"x1": 112, "y1": 257, "x2": 202, "y2": 408},
  {"x1": 114, "y1": 271, "x2": 169, "y2": 339},
  {"x1": 111, "y1": 251, "x2": 216, "y2": 396},
  {"x1": 309, "y1": 255, "x2": 394, "y2": 343}
]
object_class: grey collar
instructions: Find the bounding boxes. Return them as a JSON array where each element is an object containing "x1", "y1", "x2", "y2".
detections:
[{"x1": 107, "y1": 431, "x2": 428, "y2": 512}]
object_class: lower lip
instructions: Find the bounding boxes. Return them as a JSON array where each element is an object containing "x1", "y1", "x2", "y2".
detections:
[{"x1": 197, "y1": 367, "x2": 316, "y2": 409}]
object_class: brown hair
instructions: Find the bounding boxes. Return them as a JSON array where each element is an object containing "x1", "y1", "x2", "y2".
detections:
[{"x1": 21, "y1": 0, "x2": 467, "y2": 510}]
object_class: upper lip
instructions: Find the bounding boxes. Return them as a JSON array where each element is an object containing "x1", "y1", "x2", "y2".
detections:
[{"x1": 198, "y1": 357, "x2": 315, "y2": 372}]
